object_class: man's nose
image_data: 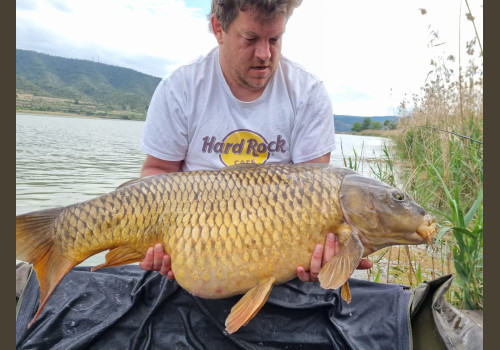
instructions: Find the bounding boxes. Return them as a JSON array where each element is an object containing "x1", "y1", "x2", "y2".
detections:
[{"x1": 255, "y1": 40, "x2": 271, "y2": 61}]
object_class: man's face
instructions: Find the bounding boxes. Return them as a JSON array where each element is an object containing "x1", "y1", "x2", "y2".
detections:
[{"x1": 213, "y1": 9, "x2": 286, "y2": 100}]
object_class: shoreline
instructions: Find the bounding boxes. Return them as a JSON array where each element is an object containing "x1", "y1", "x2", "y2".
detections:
[
  {"x1": 16, "y1": 110, "x2": 146, "y2": 122},
  {"x1": 16, "y1": 110, "x2": 104, "y2": 119}
]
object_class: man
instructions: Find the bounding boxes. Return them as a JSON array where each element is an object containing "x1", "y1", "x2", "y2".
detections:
[{"x1": 139, "y1": 0, "x2": 372, "y2": 280}]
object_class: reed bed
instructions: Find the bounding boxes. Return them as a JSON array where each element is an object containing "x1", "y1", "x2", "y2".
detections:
[{"x1": 345, "y1": 3, "x2": 483, "y2": 309}]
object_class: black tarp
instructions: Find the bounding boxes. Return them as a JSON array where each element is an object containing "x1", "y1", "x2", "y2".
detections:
[
  {"x1": 410, "y1": 274, "x2": 484, "y2": 350},
  {"x1": 16, "y1": 265, "x2": 412, "y2": 350}
]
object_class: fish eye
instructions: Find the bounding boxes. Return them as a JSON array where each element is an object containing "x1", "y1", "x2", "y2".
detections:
[{"x1": 391, "y1": 190, "x2": 405, "y2": 201}]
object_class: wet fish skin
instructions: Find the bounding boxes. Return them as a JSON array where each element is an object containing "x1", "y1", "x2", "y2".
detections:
[{"x1": 16, "y1": 163, "x2": 435, "y2": 333}]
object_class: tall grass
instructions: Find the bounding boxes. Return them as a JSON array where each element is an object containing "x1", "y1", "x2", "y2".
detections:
[
  {"x1": 345, "y1": 3, "x2": 483, "y2": 310},
  {"x1": 387, "y1": 113, "x2": 483, "y2": 309},
  {"x1": 388, "y1": 5, "x2": 483, "y2": 309},
  {"x1": 430, "y1": 162, "x2": 483, "y2": 309}
]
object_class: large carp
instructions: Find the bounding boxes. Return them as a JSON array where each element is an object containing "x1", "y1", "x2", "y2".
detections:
[{"x1": 16, "y1": 163, "x2": 435, "y2": 333}]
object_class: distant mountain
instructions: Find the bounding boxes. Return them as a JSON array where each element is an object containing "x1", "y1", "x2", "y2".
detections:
[
  {"x1": 334, "y1": 114, "x2": 397, "y2": 132},
  {"x1": 16, "y1": 49, "x2": 161, "y2": 120},
  {"x1": 16, "y1": 49, "x2": 397, "y2": 126}
]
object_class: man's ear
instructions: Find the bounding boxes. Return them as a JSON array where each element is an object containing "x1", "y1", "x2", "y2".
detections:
[{"x1": 211, "y1": 14, "x2": 224, "y2": 44}]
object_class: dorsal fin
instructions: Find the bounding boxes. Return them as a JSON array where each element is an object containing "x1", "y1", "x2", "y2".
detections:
[{"x1": 116, "y1": 178, "x2": 142, "y2": 189}]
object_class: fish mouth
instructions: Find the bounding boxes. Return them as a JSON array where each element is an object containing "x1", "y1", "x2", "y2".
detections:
[{"x1": 416, "y1": 214, "x2": 436, "y2": 245}]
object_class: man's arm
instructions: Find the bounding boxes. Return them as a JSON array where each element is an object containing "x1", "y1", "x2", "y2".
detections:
[
  {"x1": 141, "y1": 154, "x2": 183, "y2": 177},
  {"x1": 302, "y1": 153, "x2": 331, "y2": 164}
]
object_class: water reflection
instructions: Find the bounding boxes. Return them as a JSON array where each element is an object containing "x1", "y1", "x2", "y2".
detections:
[
  {"x1": 332, "y1": 133, "x2": 391, "y2": 175},
  {"x1": 16, "y1": 114, "x2": 146, "y2": 214}
]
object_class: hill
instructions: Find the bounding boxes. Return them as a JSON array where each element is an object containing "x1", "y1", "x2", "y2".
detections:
[
  {"x1": 333, "y1": 115, "x2": 398, "y2": 132},
  {"x1": 16, "y1": 49, "x2": 161, "y2": 120},
  {"x1": 16, "y1": 50, "x2": 398, "y2": 127}
]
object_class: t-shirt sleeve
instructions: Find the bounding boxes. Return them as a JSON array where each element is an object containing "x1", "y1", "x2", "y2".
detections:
[
  {"x1": 290, "y1": 82, "x2": 336, "y2": 163},
  {"x1": 140, "y1": 78, "x2": 188, "y2": 161}
]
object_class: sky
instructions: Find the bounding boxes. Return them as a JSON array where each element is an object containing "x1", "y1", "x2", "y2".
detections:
[{"x1": 16, "y1": 0, "x2": 483, "y2": 117}]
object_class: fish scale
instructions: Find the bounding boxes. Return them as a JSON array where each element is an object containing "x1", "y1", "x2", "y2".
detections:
[
  {"x1": 16, "y1": 163, "x2": 436, "y2": 333},
  {"x1": 147, "y1": 166, "x2": 333, "y2": 297}
]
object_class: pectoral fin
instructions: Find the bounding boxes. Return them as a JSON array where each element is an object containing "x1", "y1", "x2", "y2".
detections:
[
  {"x1": 318, "y1": 233, "x2": 364, "y2": 290},
  {"x1": 225, "y1": 276, "x2": 276, "y2": 334},
  {"x1": 91, "y1": 246, "x2": 145, "y2": 271}
]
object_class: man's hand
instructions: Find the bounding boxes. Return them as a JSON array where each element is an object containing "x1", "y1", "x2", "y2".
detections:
[
  {"x1": 296, "y1": 233, "x2": 373, "y2": 282},
  {"x1": 139, "y1": 243, "x2": 175, "y2": 280}
]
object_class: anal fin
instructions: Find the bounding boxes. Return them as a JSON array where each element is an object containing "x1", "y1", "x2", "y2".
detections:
[
  {"x1": 91, "y1": 246, "x2": 145, "y2": 271},
  {"x1": 318, "y1": 232, "x2": 364, "y2": 290},
  {"x1": 225, "y1": 276, "x2": 276, "y2": 334}
]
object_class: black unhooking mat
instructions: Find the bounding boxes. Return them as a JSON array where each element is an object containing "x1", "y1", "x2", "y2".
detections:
[{"x1": 16, "y1": 265, "x2": 413, "y2": 350}]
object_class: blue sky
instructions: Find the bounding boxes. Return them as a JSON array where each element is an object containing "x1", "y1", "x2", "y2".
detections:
[
  {"x1": 184, "y1": 0, "x2": 211, "y2": 15},
  {"x1": 16, "y1": 0, "x2": 483, "y2": 116}
]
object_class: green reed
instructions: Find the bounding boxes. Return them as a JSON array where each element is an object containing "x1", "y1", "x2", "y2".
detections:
[
  {"x1": 365, "y1": 124, "x2": 483, "y2": 310},
  {"x1": 428, "y1": 160, "x2": 483, "y2": 309},
  {"x1": 358, "y1": 7, "x2": 483, "y2": 307},
  {"x1": 340, "y1": 138, "x2": 363, "y2": 171},
  {"x1": 393, "y1": 4, "x2": 482, "y2": 308},
  {"x1": 392, "y1": 119, "x2": 482, "y2": 309},
  {"x1": 369, "y1": 143, "x2": 396, "y2": 187}
]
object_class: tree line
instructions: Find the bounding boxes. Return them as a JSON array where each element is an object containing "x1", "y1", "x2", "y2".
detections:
[{"x1": 351, "y1": 117, "x2": 397, "y2": 132}]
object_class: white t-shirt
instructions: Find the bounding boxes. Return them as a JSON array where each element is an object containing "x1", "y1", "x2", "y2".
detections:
[{"x1": 141, "y1": 47, "x2": 335, "y2": 171}]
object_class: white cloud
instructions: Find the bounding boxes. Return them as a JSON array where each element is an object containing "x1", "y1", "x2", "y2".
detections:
[
  {"x1": 16, "y1": 0, "x2": 216, "y2": 76},
  {"x1": 283, "y1": 0, "x2": 482, "y2": 115},
  {"x1": 16, "y1": 0, "x2": 483, "y2": 116}
]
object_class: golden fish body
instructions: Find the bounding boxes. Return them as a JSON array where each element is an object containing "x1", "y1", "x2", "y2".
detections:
[
  {"x1": 16, "y1": 163, "x2": 435, "y2": 333},
  {"x1": 158, "y1": 164, "x2": 345, "y2": 299}
]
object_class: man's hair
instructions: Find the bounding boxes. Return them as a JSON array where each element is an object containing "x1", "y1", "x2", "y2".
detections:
[{"x1": 210, "y1": 0, "x2": 303, "y2": 32}]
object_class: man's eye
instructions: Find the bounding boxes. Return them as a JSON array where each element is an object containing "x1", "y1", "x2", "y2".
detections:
[{"x1": 245, "y1": 37, "x2": 256, "y2": 42}]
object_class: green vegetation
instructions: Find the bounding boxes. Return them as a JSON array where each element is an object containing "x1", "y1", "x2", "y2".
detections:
[
  {"x1": 351, "y1": 117, "x2": 397, "y2": 132},
  {"x1": 334, "y1": 115, "x2": 397, "y2": 132},
  {"x1": 344, "y1": 3, "x2": 483, "y2": 310},
  {"x1": 389, "y1": 2, "x2": 483, "y2": 308},
  {"x1": 16, "y1": 49, "x2": 161, "y2": 120}
]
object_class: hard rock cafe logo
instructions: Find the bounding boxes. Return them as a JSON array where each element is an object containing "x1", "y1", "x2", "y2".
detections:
[{"x1": 201, "y1": 129, "x2": 286, "y2": 166}]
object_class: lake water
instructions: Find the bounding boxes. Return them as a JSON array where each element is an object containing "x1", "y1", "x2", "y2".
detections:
[{"x1": 16, "y1": 113, "x2": 391, "y2": 266}]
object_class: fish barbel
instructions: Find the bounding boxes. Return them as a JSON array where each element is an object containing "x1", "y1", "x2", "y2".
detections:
[{"x1": 16, "y1": 163, "x2": 436, "y2": 333}]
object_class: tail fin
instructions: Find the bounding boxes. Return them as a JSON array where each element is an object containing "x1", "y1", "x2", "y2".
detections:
[{"x1": 16, "y1": 208, "x2": 78, "y2": 328}]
